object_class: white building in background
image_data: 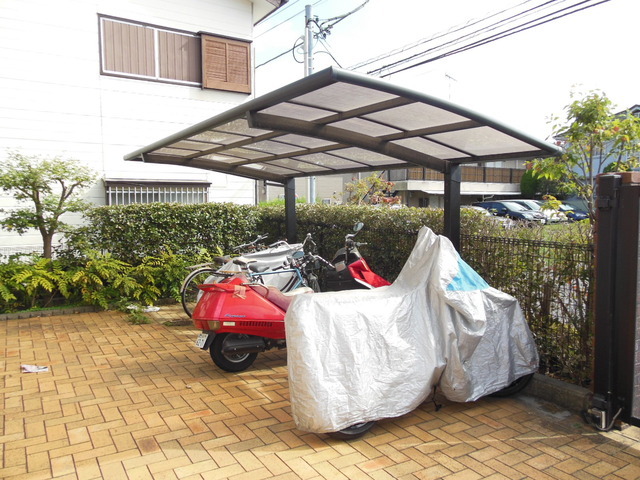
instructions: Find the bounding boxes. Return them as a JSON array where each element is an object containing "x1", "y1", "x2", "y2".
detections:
[{"x1": 0, "y1": 0, "x2": 284, "y2": 255}]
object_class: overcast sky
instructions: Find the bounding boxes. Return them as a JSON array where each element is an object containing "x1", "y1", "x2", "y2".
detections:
[{"x1": 254, "y1": 0, "x2": 638, "y2": 141}]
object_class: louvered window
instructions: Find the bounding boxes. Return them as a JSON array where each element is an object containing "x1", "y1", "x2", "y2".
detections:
[{"x1": 99, "y1": 16, "x2": 251, "y2": 93}]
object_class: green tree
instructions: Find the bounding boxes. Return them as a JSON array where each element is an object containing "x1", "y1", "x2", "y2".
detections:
[
  {"x1": 0, "y1": 152, "x2": 96, "y2": 258},
  {"x1": 343, "y1": 173, "x2": 400, "y2": 206},
  {"x1": 520, "y1": 168, "x2": 566, "y2": 199},
  {"x1": 531, "y1": 91, "x2": 640, "y2": 222}
]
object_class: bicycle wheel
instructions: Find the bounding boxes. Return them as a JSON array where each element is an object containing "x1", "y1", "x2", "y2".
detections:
[{"x1": 181, "y1": 268, "x2": 220, "y2": 318}]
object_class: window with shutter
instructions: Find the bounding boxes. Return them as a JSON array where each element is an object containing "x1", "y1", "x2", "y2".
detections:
[
  {"x1": 99, "y1": 16, "x2": 251, "y2": 93},
  {"x1": 202, "y1": 34, "x2": 251, "y2": 93},
  {"x1": 100, "y1": 16, "x2": 202, "y2": 87}
]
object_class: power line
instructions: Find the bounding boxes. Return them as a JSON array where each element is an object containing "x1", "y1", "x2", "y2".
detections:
[
  {"x1": 375, "y1": 0, "x2": 611, "y2": 78},
  {"x1": 319, "y1": 0, "x2": 370, "y2": 31},
  {"x1": 370, "y1": 0, "x2": 566, "y2": 74},
  {"x1": 318, "y1": 38, "x2": 344, "y2": 67},
  {"x1": 348, "y1": 0, "x2": 542, "y2": 71},
  {"x1": 254, "y1": 0, "x2": 328, "y2": 39},
  {"x1": 255, "y1": 43, "x2": 298, "y2": 69},
  {"x1": 255, "y1": 0, "x2": 370, "y2": 69}
]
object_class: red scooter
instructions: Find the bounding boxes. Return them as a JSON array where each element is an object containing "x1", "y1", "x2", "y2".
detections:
[{"x1": 191, "y1": 224, "x2": 389, "y2": 373}]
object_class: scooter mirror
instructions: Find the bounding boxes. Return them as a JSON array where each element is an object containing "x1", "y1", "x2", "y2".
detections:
[
  {"x1": 353, "y1": 222, "x2": 364, "y2": 233},
  {"x1": 292, "y1": 251, "x2": 304, "y2": 259}
]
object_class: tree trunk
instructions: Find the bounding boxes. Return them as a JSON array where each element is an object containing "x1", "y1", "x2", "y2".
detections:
[{"x1": 42, "y1": 233, "x2": 53, "y2": 259}]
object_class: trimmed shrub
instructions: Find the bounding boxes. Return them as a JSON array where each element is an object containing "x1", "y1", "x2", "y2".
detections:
[{"x1": 62, "y1": 202, "x2": 258, "y2": 263}]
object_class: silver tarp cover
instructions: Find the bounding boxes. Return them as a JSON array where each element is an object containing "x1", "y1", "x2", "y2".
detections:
[{"x1": 285, "y1": 226, "x2": 538, "y2": 433}]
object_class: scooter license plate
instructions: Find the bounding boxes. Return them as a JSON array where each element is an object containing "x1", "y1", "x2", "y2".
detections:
[{"x1": 195, "y1": 333, "x2": 209, "y2": 349}]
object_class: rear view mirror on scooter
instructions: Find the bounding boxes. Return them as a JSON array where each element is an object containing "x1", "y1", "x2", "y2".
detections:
[{"x1": 353, "y1": 222, "x2": 364, "y2": 234}]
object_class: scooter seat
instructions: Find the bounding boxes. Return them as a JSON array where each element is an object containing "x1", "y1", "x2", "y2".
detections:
[{"x1": 249, "y1": 284, "x2": 313, "y2": 311}]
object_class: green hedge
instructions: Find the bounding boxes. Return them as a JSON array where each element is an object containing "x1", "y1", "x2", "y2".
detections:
[
  {"x1": 64, "y1": 202, "x2": 259, "y2": 263},
  {"x1": 60, "y1": 202, "x2": 529, "y2": 281}
]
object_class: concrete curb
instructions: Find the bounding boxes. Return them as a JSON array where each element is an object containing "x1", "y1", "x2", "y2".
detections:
[
  {"x1": 0, "y1": 305, "x2": 100, "y2": 321},
  {"x1": 524, "y1": 373, "x2": 591, "y2": 413},
  {"x1": 0, "y1": 298, "x2": 178, "y2": 322}
]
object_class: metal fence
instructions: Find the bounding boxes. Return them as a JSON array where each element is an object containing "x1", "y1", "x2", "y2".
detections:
[
  {"x1": 293, "y1": 219, "x2": 596, "y2": 386},
  {"x1": 461, "y1": 234, "x2": 594, "y2": 386}
]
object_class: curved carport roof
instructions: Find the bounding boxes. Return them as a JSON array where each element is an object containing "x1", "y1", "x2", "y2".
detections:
[{"x1": 125, "y1": 67, "x2": 561, "y2": 249}]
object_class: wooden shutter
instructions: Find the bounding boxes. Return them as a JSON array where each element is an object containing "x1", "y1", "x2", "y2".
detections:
[{"x1": 201, "y1": 34, "x2": 251, "y2": 93}]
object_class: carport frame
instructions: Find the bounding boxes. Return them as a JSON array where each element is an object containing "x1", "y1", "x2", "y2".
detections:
[{"x1": 125, "y1": 67, "x2": 562, "y2": 249}]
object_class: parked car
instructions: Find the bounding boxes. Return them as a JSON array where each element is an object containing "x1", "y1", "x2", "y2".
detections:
[
  {"x1": 472, "y1": 201, "x2": 546, "y2": 223},
  {"x1": 463, "y1": 205, "x2": 515, "y2": 228},
  {"x1": 507, "y1": 199, "x2": 567, "y2": 223},
  {"x1": 559, "y1": 204, "x2": 589, "y2": 222}
]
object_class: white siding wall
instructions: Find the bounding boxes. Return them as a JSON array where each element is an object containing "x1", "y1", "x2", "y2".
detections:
[{"x1": 0, "y1": 0, "x2": 258, "y2": 252}]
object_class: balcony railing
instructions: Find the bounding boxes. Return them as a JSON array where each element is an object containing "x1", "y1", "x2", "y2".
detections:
[{"x1": 389, "y1": 166, "x2": 526, "y2": 184}]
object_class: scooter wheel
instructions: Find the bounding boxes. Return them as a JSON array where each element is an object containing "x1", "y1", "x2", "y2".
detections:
[
  {"x1": 489, "y1": 373, "x2": 534, "y2": 397},
  {"x1": 327, "y1": 421, "x2": 375, "y2": 440},
  {"x1": 210, "y1": 333, "x2": 258, "y2": 372}
]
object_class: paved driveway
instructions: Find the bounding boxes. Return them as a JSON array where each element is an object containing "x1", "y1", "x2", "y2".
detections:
[{"x1": 2, "y1": 306, "x2": 640, "y2": 479}]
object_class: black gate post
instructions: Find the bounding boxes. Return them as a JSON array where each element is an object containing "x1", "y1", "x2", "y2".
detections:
[{"x1": 591, "y1": 172, "x2": 640, "y2": 429}]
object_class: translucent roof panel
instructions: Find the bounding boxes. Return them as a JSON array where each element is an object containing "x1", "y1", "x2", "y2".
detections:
[
  {"x1": 427, "y1": 126, "x2": 538, "y2": 157},
  {"x1": 291, "y1": 82, "x2": 399, "y2": 112},
  {"x1": 245, "y1": 140, "x2": 305, "y2": 155},
  {"x1": 277, "y1": 134, "x2": 337, "y2": 149},
  {"x1": 268, "y1": 158, "x2": 332, "y2": 174},
  {"x1": 392, "y1": 137, "x2": 471, "y2": 161},
  {"x1": 329, "y1": 118, "x2": 402, "y2": 137},
  {"x1": 125, "y1": 67, "x2": 562, "y2": 183},
  {"x1": 363, "y1": 103, "x2": 471, "y2": 131},
  {"x1": 292, "y1": 152, "x2": 362, "y2": 170},
  {"x1": 333, "y1": 148, "x2": 407, "y2": 167},
  {"x1": 260, "y1": 102, "x2": 334, "y2": 122}
]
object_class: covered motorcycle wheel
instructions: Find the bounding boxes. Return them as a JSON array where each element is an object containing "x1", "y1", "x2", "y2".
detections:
[
  {"x1": 210, "y1": 333, "x2": 258, "y2": 372},
  {"x1": 326, "y1": 421, "x2": 375, "y2": 440},
  {"x1": 489, "y1": 373, "x2": 534, "y2": 398}
]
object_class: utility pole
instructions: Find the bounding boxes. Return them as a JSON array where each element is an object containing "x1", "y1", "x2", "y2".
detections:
[
  {"x1": 304, "y1": 5, "x2": 314, "y2": 77},
  {"x1": 305, "y1": 5, "x2": 316, "y2": 203}
]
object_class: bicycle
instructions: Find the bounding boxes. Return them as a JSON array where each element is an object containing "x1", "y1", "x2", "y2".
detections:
[{"x1": 180, "y1": 235, "x2": 302, "y2": 317}]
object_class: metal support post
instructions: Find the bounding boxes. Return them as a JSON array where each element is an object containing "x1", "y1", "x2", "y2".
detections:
[
  {"x1": 443, "y1": 164, "x2": 461, "y2": 251},
  {"x1": 284, "y1": 177, "x2": 297, "y2": 243}
]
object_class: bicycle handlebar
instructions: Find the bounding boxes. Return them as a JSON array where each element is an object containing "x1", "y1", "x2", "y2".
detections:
[{"x1": 232, "y1": 233, "x2": 269, "y2": 252}]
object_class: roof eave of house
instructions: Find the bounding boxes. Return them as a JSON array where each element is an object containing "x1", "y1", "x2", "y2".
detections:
[{"x1": 253, "y1": 0, "x2": 288, "y2": 26}]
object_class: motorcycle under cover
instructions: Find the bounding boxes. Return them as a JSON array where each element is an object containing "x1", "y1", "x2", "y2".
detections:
[{"x1": 285, "y1": 226, "x2": 538, "y2": 433}]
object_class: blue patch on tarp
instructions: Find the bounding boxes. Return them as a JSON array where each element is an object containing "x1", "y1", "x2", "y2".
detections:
[{"x1": 447, "y1": 257, "x2": 490, "y2": 291}]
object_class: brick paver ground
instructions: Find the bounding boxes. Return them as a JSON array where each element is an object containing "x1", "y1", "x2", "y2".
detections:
[{"x1": 2, "y1": 305, "x2": 640, "y2": 480}]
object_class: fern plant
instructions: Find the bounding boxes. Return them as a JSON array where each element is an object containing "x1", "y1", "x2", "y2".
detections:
[
  {"x1": 70, "y1": 251, "x2": 133, "y2": 309},
  {"x1": 11, "y1": 257, "x2": 68, "y2": 308}
]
